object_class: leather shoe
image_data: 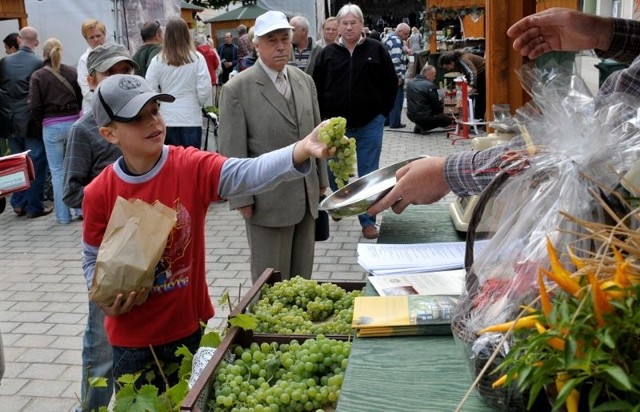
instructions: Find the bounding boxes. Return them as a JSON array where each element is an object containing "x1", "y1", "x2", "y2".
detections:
[
  {"x1": 14, "y1": 207, "x2": 26, "y2": 216},
  {"x1": 362, "y1": 226, "x2": 379, "y2": 239},
  {"x1": 26, "y1": 206, "x2": 53, "y2": 219},
  {"x1": 389, "y1": 123, "x2": 406, "y2": 129}
]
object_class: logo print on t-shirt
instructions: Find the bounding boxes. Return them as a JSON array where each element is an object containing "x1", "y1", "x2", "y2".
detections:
[{"x1": 152, "y1": 201, "x2": 192, "y2": 294}]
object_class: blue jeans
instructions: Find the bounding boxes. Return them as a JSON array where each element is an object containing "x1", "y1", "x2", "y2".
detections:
[
  {"x1": 112, "y1": 328, "x2": 202, "y2": 391},
  {"x1": 388, "y1": 82, "x2": 405, "y2": 128},
  {"x1": 331, "y1": 114, "x2": 384, "y2": 228},
  {"x1": 8, "y1": 136, "x2": 47, "y2": 215},
  {"x1": 43, "y1": 120, "x2": 81, "y2": 223},
  {"x1": 165, "y1": 126, "x2": 202, "y2": 149},
  {"x1": 77, "y1": 301, "x2": 113, "y2": 412}
]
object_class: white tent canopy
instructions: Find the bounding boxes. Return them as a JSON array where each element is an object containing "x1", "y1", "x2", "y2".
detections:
[{"x1": 0, "y1": 0, "x2": 180, "y2": 66}]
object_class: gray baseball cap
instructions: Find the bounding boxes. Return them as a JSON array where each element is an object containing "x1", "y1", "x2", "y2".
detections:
[
  {"x1": 87, "y1": 43, "x2": 139, "y2": 74},
  {"x1": 93, "y1": 74, "x2": 174, "y2": 127}
]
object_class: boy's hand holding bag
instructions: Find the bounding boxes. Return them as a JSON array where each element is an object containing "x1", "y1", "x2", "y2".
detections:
[{"x1": 89, "y1": 196, "x2": 177, "y2": 308}]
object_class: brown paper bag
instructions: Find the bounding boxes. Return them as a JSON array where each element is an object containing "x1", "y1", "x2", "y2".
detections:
[{"x1": 89, "y1": 196, "x2": 177, "y2": 306}]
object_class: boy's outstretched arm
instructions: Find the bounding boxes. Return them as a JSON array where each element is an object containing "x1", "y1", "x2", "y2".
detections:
[{"x1": 292, "y1": 120, "x2": 336, "y2": 165}]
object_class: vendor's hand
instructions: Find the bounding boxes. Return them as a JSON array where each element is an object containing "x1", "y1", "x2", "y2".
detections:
[
  {"x1": 367, "y1": 156, "x2": 451, "y2": 215},
  {"x1": 237, "y1": 205, "x2": 253, "y2": 219},
  {"x1": 507, "y1": 8, "x2": 613, "y2": 60},
  {"x1": 292, "y1": 121, "x2": 336, "y2": 164},
  {"x1": 98, "y1": 289, "x2": 146, "y2": 317}
]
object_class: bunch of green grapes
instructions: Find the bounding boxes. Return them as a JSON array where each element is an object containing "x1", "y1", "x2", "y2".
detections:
[
  {"x1": 248, "y1": 277, "x2": 363, "y2": 335},
  {"x1": 210, "y1": 336, "x2": 351, "y2": 412},
  {"x1": 318, "y1": 117, "x2": 357, "y2": 189}
]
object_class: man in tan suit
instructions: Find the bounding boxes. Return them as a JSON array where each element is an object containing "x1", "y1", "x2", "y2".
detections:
[{"x1": 218, "y1": 10, "x2": 328, "y2": 282}]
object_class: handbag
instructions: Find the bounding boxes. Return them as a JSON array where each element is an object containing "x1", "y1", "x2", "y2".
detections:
[{"x1": 315, "y1": 196, "x2": 330, "y2": 241}]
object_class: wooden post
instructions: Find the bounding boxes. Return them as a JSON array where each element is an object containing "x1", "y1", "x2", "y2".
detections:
[{"x1": 484, "y1": 0, "x2": 536, "y2": 121}]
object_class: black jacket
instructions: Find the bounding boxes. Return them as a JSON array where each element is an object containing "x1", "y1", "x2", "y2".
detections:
[
  {"x1": 406, "y1": 74, "x2": 444, "y2": 124},
  {"x1": 313, "y1": 38, "x2": 397, "y2": 128}
]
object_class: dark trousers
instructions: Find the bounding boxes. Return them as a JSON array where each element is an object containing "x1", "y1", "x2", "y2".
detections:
[
  {"x1": 165, "y1": 126, "x2": 203, "y2": 149},
  {"x1": 414, "y1": 114, "x2": 453, "y2": 133},
  {"x1": 8, "y1": 136, "x2": 47, "y2": 214},
  {"x1": 112, "y1": 328, "x2": 202, "y2": 391}
]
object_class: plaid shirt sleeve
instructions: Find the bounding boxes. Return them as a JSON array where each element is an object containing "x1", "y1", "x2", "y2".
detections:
[
  {"x1": 597, "y1": 18, "x2": 640, "y2": 101},
  {"x1": 443, "y1": 17, "x2": 640, "y2": 197},
  {"x1": 443, "y1": 136, "x2": 527, "y2": 197}
]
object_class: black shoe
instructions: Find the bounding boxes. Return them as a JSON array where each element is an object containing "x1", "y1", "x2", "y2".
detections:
[
  {"x1": 26, "y1": 206, "x2": 53, "y2": 219},
  {"x1": 413, "y1": 126, "x2": 427, "y2": 135},
  {"x1": 0, "y1": 197, "x2": 5, "y2": 214},
  {"x1": 389, "y1": 123, "x2": 406, "y2": 129}
]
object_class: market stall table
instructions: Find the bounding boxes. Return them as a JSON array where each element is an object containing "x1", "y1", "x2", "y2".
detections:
[{"x1": 336, "y1": 203, "x2": 494, "y2": 411}]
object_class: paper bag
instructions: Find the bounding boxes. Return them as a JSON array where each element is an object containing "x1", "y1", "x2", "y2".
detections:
[{"x1": 89, "y1": 196, "x2": 177, "y2": 306}]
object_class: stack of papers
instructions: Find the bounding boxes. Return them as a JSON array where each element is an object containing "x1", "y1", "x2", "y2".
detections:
[{"x1": 357, "y1": 240, "x2": 488, "y2": 276}]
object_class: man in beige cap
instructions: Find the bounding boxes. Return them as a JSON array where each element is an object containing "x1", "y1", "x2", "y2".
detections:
[
  {"x1": 62, "y1": 42, "x2": 138, "y2": 412},
  {"x1": 218, "y1": 10, "x2": 328, "y2": 283}
]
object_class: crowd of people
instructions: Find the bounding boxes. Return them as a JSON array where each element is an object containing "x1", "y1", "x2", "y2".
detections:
[{"x1": 2, "y1": 4, "x2": 630, "y2": 411}]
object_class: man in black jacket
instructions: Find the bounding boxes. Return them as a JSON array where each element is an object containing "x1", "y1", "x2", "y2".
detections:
[
  {"x1": 0, "y1": 26, "x2": 49, "y2": 218},
  {"x1": 406, "y1": 65, "x2": 453, "y2": 134},
  {"x1": 313, "y1": 4, "x2": 397, "y2": 240}
]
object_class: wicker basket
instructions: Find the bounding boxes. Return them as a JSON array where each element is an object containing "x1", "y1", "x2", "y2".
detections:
[{"x1": 450, "y1": 171, "x2": 535, "y2": 411}]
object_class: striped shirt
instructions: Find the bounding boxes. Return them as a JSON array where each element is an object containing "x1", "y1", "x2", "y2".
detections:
[{"x1": 383, "y1": 32, "x2": 406, "y2": 80}]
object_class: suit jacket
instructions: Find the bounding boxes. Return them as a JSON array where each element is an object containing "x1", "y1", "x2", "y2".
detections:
[
  {"x1": 0, "y1": 46, "x2": 43, "y2": 138},
  {"x1": 218, "y1": 62, "x2": 328, "y2": 227}
]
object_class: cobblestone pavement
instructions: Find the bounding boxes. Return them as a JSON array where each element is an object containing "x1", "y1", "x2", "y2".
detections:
[{"x1": 0, "y1": 113, "x2": 469, "y2": 411}]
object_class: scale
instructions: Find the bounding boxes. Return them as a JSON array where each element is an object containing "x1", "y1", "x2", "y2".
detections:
[{"x1": 449, "y1": 106, "x2": 518, "y2": 232}]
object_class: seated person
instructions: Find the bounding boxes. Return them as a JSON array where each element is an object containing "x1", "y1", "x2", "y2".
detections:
[{"x1": 406, "y1": 65, "x2": 453, "y2": 134}]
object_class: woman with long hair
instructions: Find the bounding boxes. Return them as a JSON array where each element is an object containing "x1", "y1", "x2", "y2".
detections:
[
  {"x1": 29, "y1": 37, "x2": 82, "y2": 224},
  {"x1": 146, "y1": 17, "x2": 212, "y2": 148}
]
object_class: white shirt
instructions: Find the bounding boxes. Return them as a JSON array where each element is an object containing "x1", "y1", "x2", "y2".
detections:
[
  {"x1": 257, "y1": 59, "x2": 288, "y2": 89},
  {"x1": 77, "y1": 46, "x2": 93, "y2": 113},
  {"x1": 145, "y1": 51, "x2": 212, "y2": 127}
]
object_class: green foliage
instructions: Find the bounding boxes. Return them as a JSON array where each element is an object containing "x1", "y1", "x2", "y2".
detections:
[
  {"x1": 203, "y1": 105, "x2": 219, "y2": 116},
  {"x1": 113, "y1": 383, "x2": 169, "y2": 412},
  {"x1": 228, "y1": 313, "x2": 257, "y2": 330},
  {"x1": 496, "y1": 283, "x2": 640, "y2": 411},
  {"x1": 88, "y1": 376, "x2": 108, "y2": 388},
  {"x1": 200, "y1": 330, "x2": 222, "y2": 348}
]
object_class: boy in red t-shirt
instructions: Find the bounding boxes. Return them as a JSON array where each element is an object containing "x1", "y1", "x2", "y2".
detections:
[{"x1": 82, "y1": 74, "x2": 332, "y2": 388}]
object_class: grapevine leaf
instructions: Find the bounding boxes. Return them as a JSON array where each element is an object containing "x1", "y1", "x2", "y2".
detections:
[
  {"x1": 229, "y1": 313, "x2": 257, "y2": 331},
  {"x1": 218, "y1": 291, "x2": 231, "y2": 308},
  {"x1": 200, "y1": 330, "x2": 221, "y2": 348},
  {"x1": 88, "y1": 376, "x2": 108, "y2": 388},
  {"x1": 114, "y1": 384, "x2": 167, "y2": 412},
  {"x1": 116, "y1": 373, "x2": 141, "y2": 386},
  {"x1": 175, "y1": 345, "x2": 194, "y2": 379},
  {"x1": 165, "y1": 379, "x2": 189, "y2": 410}
]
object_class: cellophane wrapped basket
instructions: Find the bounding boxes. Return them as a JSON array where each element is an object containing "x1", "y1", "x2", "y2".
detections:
[{"x1": 451, "y1": 63, "x2": 640, "y2": 410}]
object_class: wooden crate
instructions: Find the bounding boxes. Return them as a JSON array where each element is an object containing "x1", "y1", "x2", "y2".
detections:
[
  {"x1": 229, "y1": 268, "x2": 365, "y2": 340},
  {"x1": 181, "y1": 269, "x2": 363, "y2": 411},
  {"x1": 181, "y1": 325, "x2": 341, "y2": 411}
]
